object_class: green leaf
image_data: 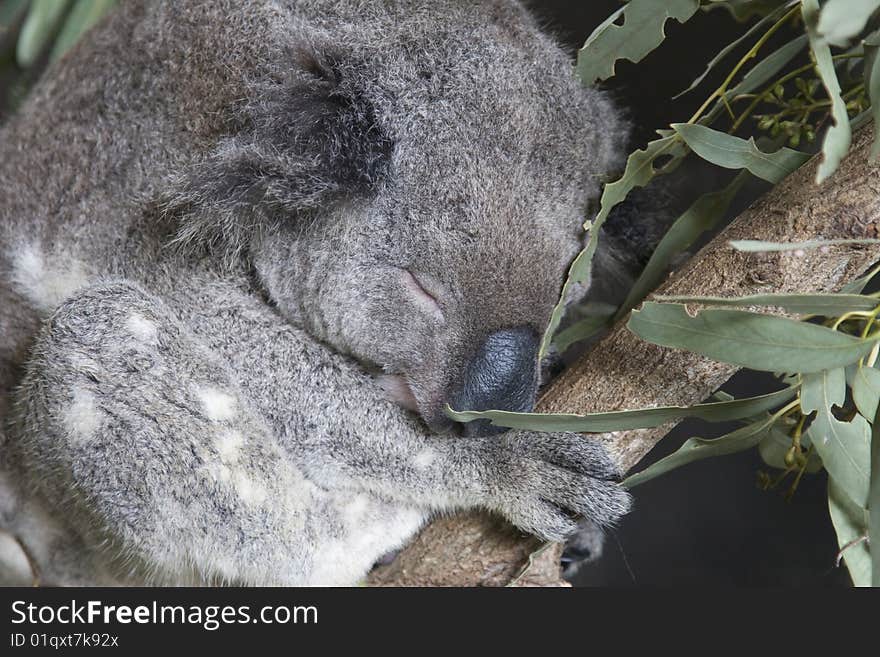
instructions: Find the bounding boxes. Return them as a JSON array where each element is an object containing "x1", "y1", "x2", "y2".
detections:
[
  {"x1": 864, "y1": 30, "x2": 880, "y2": 160},
  {"x1": 730, "y1": 238, "x2": 880, "y2": 252},
  {"x1": 16, "y1": 0, "x2": 69, "y2": 68},
  {"x1": 672, "y1": 123, "x2": 810, "y2": 184},
  {"x1": 727, "y1": 34, "x2": 809, "y2": 99},
  {"x1": 871, "y1": 397, "x2": 880, "y2": 586},
  {"x1": 817, "y1": 0, "x2": 880, "y2": 47},
  {"x1": 552, "y1": 309, "x2": 614, "y2": 353},
  {"x1": 656, "y1": 292, "x2": 879, "y2": 316},
  {"x1": 758, "y1": 426, "x2": 824, "y2": 473},
  {"x1": 49, "y1": 0, "x2": 115, "y2": 62},
  {"x1": 623, "y1": 415, "x2": 777, "y2": 489},
  {"x1": 705, "y1": 0, "x2": 789, "y2": 22},
  {"x1": 853, "y1": 365, "x2": 880, "y2": 421},
  {"x1": 628, "y1": 302, "x2": 877, "y2": 373},
  {"x1": 675, "y1": 4, "x2": 791, "y2": 98},
  {"x1": 828, "y1": 480, "x2": 872, "y2": 586},
  {"x1": 540, "y1": 133, "x2": 689, "y2": 358},
  {"x1": 803, "y1": 369, "x2": 872, "y2": 507},
  {"x1": 446, "y1": 386, "x2": 797, "y2": 433},
  {"x1": 801, "y1": 366, "x2": 847, "y2": 410},
  {"x1": 576, "y1": 0, "x2": 700, "y2": 86},
  {"x1": 803, "y1": 0, "x2": 854, "y2": 183},
  {"x1": 842, "y1": 261, "x2": 880, "y2": 294},
  {"x1": 617, "y1": 172, "x2": 749, "y2": 317},
  {"x1": 695, "y1": 34, "x2": 808, "y2": 127}
]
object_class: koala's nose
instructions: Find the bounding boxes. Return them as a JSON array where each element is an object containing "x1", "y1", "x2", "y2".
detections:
[{"x1": 450, "y1": 327, "x2": 540, "y2": 437}]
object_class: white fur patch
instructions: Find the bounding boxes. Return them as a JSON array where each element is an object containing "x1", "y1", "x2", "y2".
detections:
[
  {"x1": 306, "y1": 500, "x2": 426, "y2": 586},
  {"x1": 233, "y1": 471, "x2": 267, "y2": 505},
  {"x1": 343, "y1": 494, "x2": 370, "y2": 523},
  {"x1": 69, "y1": 354, "x2": 100, "y2": 374},
  {"x1": 14, "y1": 501, "x2": 63, "y2": 570},
  {"x1": 125, "y1": 312, "x2": 158, "y2": 344},
  {"x1": 207, "y1": 462, "x2": 232, "y2": 485},
  {"x1": 413, "y1": 447, "x2": 438, "y2": 470},
  {"x1": 0, "y1": 470, "x2": 18, "y2": 520},
  {"x1": 63, "y1": 387, "x2": 101, "y2": 442},
  {"x1": 10, "y1": 242, "x2": 90, "y2": 315},
  {"x1": 0, "y1": 532, "x2": 33, "y2": 586},
  {"x1": 196, "y1": 386, "x2": 236, "y2": 422},
  {"x1": 278, "y1": 478, "x2": 311, "y2": 534},
  {"x1": 215, "y1": 430, "x2": 245, "y2": 465}
]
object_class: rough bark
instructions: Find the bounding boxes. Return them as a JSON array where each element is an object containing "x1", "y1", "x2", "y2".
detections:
[{"x1": 367, "y1": 125, "x2": 880, "y2": 587}]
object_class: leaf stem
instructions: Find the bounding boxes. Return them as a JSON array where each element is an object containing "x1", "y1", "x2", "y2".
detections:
[
  {"x1": 689, "y1": 5, "x2": 800, "y2": 125},
  {"x1": 730, "y1": 54, "x2": 863, "y2": 132}
]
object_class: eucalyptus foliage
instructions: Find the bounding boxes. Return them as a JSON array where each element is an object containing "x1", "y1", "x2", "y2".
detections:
[
  {"x1": 0, "y1": 0, "x2": 116, "y2": 116},
  {"x1": 483, "y1": 0, "x2": 880, "y2": 587}
]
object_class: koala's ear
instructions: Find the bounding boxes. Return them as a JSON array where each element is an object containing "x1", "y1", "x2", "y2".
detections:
[{"x1": 165, "y1": 44, "x2": 392, "y2": 253}]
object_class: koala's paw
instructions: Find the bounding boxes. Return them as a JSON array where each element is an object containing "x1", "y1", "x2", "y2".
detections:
[
  {"x1": 487, "y1": 432, "x2": 631, "y2": 543},
  {"x1": 561, "y1": 518, "x2": 607, "y2": 579}
]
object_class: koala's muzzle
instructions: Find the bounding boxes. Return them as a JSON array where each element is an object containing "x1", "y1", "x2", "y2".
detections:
[{"x1": 450, "y1": 327, "x2": 540, "y2": 437}]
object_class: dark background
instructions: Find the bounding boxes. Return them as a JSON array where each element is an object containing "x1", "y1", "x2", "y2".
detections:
[{"x1": 528, "y1": 1, "x2": 851, "y2": 587}]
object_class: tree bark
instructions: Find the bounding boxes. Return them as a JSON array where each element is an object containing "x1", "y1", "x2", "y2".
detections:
[{"x1": 367, "y1": 125, "x2": 880, "y2": 587}]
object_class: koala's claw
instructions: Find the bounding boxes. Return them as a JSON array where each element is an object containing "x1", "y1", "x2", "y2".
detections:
[{"x1": 487, "y1": 432, "x2": 631, "y2": 543}]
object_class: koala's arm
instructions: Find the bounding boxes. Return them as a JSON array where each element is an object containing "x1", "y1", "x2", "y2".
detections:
[
  {"x1": 182, "y1": 281, "x2": 631, "y2": 541},
  {"x1": 13, "y1": 281, "x2": 329, "y2": 584},
  {"x1": 13, "y1": 279, "x2": 628, "y2": 577}
]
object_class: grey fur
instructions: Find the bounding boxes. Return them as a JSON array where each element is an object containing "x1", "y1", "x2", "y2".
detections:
[{"x1": 0, "y1": 0, "x2": 631, "y2": 585}]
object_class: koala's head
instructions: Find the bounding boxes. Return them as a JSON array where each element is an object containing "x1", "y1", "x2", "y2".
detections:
[{"x1": 172, "y1": 1, "x2": 626, "y2": 434}]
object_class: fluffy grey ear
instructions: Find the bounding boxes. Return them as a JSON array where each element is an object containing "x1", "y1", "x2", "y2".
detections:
[{"x1": 165, "y1": 44, "x2": 393, "y2": 255}]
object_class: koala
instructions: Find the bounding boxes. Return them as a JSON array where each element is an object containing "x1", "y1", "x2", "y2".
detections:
[{"x1": 0, "y1": 0, "x2": 633, "y2": 586}]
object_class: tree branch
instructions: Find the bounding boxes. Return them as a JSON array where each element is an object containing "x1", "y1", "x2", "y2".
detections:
[{"x1": 367, "y1": 125, "x2": 880, "y2": 587}]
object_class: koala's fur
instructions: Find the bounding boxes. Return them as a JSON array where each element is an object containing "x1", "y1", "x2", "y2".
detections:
[{"x1": 0, "y1": 0, "x2": 633, "y2": 586}]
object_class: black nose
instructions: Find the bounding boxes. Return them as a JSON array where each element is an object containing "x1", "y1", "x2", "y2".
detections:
[{"x1": 450, "y1": 327, "x2": 540, "y2": 437}]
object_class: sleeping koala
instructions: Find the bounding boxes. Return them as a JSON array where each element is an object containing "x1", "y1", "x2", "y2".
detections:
[{"x1": 0, "y1": 0, "x2": 632, "y2": 585}]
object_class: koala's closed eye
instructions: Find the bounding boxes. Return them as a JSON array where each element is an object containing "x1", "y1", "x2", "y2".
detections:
[{"x1": 400, "y1": 269, "x2": 445, "y2": 323}]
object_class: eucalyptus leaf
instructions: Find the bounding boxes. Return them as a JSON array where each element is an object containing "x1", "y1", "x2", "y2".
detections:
[
  {"x1": 803, "y1": 369, "x2": 871, "y2": 507},
  {"x1": 803, "y1": 0, "x2": 853, "y2": 183},
  {"x1": 540, "y1": 133, "x2": 689, "y2": 358},
  {"x1": 864, "y1": 30, "x2": 880, "y2": 160},
  {"x1": 49, "y1": 0, "x2": 115, "y2": 62},
  {"x1": 446, "y1": 386, "x2": 797, "y2": 433},
  {"x1": 853, "y1": 365, "x2": 880, "y2": 421},
  {"x1": 672, "y1": 123, "x2": 810, "y2": 184},
  {"x1": 817, "y1": 0, "x2": 880, "y2": 47},
  {"x1": 800, "y1": 367, "x2": 847, "y2": 411},
  {"x1": 623, "y1": 415, "x2": 777, "y2": 489},
  {"x1": 870, "y1": 398, "x2": 880, "y2": 586},
  {"x1": 828, "y1": 480, "x2": 872, "y2": 586},
  {"x1": 730, "y1": 238, "x2": 880, "y2": 252},
  {"x1": 758, "y1": 426, "x2": 824, "y2": 473},
  {"x1": 553, "y1": 310, "x2": 614, "y2": 354},
  {"x1": 617, "y1": 172, "x2": 749, "y2": 317},
  {"x1": 727, "y1": 34, "x2": 809, "y2": 99},
  {"x1": 675, "y1": 4, "x2": 790, "y2": 98},
  {"x1": 628, "y1": 302, "x2": 876, "y2": 373},
  {"x1": 655, "y1": 292, "x2": 878, "y2": 316},
  {"x1": 705, "y1": 0, "x2": 790, "y2": 22},
  {"x1": 16, "y1": 0, "x2": 69, "y2": 68},
  {"x1": 673, "y1": 32, "x2": 807, "y2": 129},
  {"x1": 576, "y1": 0, "x2": 699, "y2": 86},
  {"x1": 842, "y1": 261, "x2": 880, "y2": 294}
]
